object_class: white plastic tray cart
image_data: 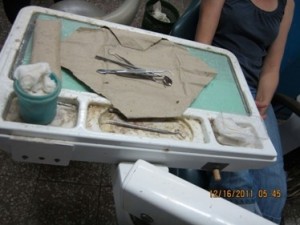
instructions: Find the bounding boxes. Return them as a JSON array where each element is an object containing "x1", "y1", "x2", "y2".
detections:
[{"x1": 0, "y1": 6, "x2": 276, "y2": 172}]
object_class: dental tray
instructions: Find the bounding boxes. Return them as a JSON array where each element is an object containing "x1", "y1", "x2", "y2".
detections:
[{"x1": 0, "y1": 6, "x2": 276, "y2": 171}]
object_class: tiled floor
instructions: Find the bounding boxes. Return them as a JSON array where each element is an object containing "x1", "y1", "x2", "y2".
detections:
[
  {"x1": 0, "y1": 0, "x2": 299, "y2": 225},
  {"x1": 0, "y1": 150, "x2": 117, "y2": 225}
]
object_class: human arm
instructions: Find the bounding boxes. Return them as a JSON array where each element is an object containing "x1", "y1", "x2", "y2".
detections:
[
  {"x1": 256, "y1": 0, "x2": 295, "y2": 119},
  {"x1": 194, "y1": 0, "x2": 225, "y2": 44}
]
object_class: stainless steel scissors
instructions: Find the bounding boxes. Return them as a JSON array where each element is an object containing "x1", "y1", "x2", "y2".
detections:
[{"x1": 95, "y1": 54, "x2": 173, "y2": 87}]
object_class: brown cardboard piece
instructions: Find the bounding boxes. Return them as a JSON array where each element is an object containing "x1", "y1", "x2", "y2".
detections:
[
  {"x1": 31, "y1": 19, "x2": 62, "y2": 79},
  {"x1": 61, "y1": 27, "x2": 216, "y2": 118}
]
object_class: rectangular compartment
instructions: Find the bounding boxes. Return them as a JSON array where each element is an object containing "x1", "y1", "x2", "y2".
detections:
[
  {"x1": 3, "y1": 93, "x2": 79, "y2": 128},
  {"x1": 86, "y1": 103, "x2": 206, "y2": 143},
  {"x1": 210, "y1": 116, "x2": 264, "y2": 149}
]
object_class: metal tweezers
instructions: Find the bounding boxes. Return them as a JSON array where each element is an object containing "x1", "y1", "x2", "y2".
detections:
[{"x1": 95, "y1": 54, "x2": 172, "y2": 86}]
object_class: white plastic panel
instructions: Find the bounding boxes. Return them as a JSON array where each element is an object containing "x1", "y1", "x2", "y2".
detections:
[
  {"x1": 11, "y1": 136, "x2": 73, "y2": 166},
  {"x1": 114, "y1": 160, "x2": 276, "y2": 225}
]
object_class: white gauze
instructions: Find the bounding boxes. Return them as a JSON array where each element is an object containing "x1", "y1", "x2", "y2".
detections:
[
  {"x1": 213, "y1": 114, "x2": 259, "y2": 148},
  {"x1": 13, "y1": 62, "x2": 56, "y2": 95}
]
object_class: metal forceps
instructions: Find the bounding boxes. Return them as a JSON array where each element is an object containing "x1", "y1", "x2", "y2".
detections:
[{"x1": 95, "y1": 54, "x2": 173, "y2": 87}]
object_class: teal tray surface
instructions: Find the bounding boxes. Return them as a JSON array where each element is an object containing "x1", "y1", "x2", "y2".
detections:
[{"x1": 19, "y1": 13, "x2": 248, "y2": 115}]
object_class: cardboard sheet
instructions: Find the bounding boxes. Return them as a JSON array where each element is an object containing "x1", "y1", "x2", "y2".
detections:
[
  {"x1": 31, "y1": 19, "x2": 62, "y2": 79},
  {"x1": 61, "y1": 27, "x2": 216, "y2": 118}
]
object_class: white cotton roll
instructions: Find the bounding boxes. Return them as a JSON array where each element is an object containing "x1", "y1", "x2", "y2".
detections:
[
  {"x1": 14, "y1": 62, "x2": 56, "y2": 95},
  {"x1": 213, "y1": 114, "x2": 259, "y2": 148},
  {"x1": 43, "y1": 75, "x2": 57, "y2": 93},
  {"x1": 18, "y1": 75, "x2": 36, "y2": 92}
]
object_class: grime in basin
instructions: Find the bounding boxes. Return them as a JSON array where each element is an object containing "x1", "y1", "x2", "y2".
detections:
[{"x1": 86, "y1": 104, "x2": 205, "y2": 142}]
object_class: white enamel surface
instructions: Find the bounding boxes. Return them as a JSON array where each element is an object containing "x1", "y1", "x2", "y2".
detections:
[{"x1": 114, "y1": 160, "x2": 276, "y2": 225}]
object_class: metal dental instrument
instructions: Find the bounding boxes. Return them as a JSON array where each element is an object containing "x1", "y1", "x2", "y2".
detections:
[
  {"x1": 96, "y1": 68, "x2": 166, "y2": 76},
  {"x1": 95, "y1": 55, "x2": 173, "y2": 86},
  {"x1": 101, "y1": 120, "x2": 182, "y2": 136}
]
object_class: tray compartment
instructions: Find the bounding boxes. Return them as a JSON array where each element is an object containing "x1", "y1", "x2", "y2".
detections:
[
  {"x1": 210, "y1": 117, "x2": 263, "y2": 149},
  {"x1": 86, "y1": 103, "x2": 206, "y2": 143},
  {"x1": 3, "y1": 93, "x2": 79, "y2": 128}
]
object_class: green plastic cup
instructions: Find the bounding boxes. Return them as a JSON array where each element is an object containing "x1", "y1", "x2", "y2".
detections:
[{"x1": 13, "y1": 73, "x2": 62, "y2": 125}]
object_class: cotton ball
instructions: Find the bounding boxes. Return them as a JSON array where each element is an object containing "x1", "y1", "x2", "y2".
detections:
[
  {"x1": 14, "y1": 63, "x2": 52, "y2": 94},
  {"x1": 43, "y1": 75, "x2": 57, "y2": 93},
  {"x1": 31, "y1": 80, "x2": 44, "y2": 94},
  {"x1": 151, "y1": 1, "x2": 170, "y2": 23},
  {"x1": 152, "y1": 10, "x2": 171, "y2": 23},
  {"x1": 37, "y1": 62, "x2": 52, "y2": 76},
  {"x1": 18, "y1": 75, "x2": 36, "y2": 92}
]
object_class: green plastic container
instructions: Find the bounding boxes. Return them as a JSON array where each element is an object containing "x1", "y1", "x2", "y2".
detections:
[
  {"x1": 142, "y1": 0, "x2": 179, "y2": 34},
  {"x1": 13, "y1": 73, "x2": 62, "y2": 125}
]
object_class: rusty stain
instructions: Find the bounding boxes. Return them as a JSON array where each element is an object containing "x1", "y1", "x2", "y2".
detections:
[{"x1": 86, "y1": 104, "x2": 198, "y2": 142}]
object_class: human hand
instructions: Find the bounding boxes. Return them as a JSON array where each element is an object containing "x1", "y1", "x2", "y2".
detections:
[{"x1": 255, "y1": 100, "x2": 268, "y2": 119}]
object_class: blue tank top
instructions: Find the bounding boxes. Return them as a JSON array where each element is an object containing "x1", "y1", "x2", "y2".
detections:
[{"x1": 212, "y1": 0, "x2": 286, "y2": 87}]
